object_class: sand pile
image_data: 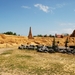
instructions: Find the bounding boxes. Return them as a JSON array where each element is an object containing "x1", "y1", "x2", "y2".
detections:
[
  {"x1": 0, "y1": 34, "x2": 75, "y2": 48},
  {"x1": 0, "y1": 34, "x2": 28, "y2": 48}
]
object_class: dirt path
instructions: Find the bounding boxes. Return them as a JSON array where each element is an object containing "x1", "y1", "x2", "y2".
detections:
[{"x1": 0, "y1": 47, "x2": 18, "y2": 54}]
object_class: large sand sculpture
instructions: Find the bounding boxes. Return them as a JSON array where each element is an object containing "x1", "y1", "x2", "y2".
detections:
[
  {"x1": 70, "y1": 30, "x2": 75, "y2": 37},
  {"x1": 0, "y1": 29, "x2": 75, "y2": 48},
  {"x1": 28, "y1": 27, "x2": 34, "y2": 39}
]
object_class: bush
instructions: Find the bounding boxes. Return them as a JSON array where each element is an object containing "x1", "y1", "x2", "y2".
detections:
[
  {"x1": 43, "y1": 34, "x2": 47, "y2": 37},
  {"x1": 37, "y1": 34, "x2": 43, "y2": 37},
  {"x1": 3, "y1": 31, "x2": 17, "y2": 35}
]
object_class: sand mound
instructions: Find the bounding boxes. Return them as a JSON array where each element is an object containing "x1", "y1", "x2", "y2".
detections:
[{"x1": 0, "y1": 34, "x2": 75, "y2": 48}]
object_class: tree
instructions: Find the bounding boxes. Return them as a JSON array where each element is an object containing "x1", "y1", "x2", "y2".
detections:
[
  {"x1": 43, "y1": 34, "x2": 47, "y2": 37},
  {"x1": 62, "y1": 33, "x2": 69, "y2": 36},
  {"x1": 52, "y1": 37, "x2": 56, "y2": 51},
  {"x1": 49, "y1": 34, "x2": 54, "y2": 37},
  {"x1": 65, "y1": 37, "x2": 69, "y2": 50},
  {"x1": 52, "y1": 37, "x2": 56, "y2": 47},
  {"x1": 57, "y1": 41, "x2": 59, "y2": 46},
  {"x1": 13, "y1": 33, "x2": 16, "y2": 35},
  {"x1": 37, "y1": 34, "x2": 43, "y2": 37},
  {"x1": 52, "y1": 37, "x2": 59, "y2": 52},
  {"x1": 3, "y1": 31, "x2": 17, "y2": 35}
]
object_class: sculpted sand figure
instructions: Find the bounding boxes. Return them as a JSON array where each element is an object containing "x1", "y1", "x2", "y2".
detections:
[
  {"x1": 28, "y1": 27, "x2": 34, "y2": 39},
  {"x1": 70, "y1": 30, "x2": 75, "y2": 37}
]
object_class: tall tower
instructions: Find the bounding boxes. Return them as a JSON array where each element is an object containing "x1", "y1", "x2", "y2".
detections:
[{"x1": 28, "y1": 27, "x2": 33, "y2": 39}]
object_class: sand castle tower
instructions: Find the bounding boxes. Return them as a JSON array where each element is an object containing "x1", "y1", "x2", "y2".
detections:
[
  {"x1": 70, "y1": 30, "x2": 75, "y2": 37},
  {"x1": 28, "y1": 27, "x2": 34, "y2": 39}
]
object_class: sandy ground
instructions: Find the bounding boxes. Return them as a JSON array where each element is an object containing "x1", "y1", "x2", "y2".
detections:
[
  {"x1": 0, "y1": 47, "x2": 17, "y2": 54},
  {"x1": 0, "y1": 47, "x2": 18, "y2": 75}
]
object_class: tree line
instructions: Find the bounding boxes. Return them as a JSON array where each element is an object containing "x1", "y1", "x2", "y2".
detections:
[
  {"x1": 2, "y1": 31, "x2": 17, "y2": 35},
  {"x1": 34, "y1": 34, "x2": 55, "y2": 37}
]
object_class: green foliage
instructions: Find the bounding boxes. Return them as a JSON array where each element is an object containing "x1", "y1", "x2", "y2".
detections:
[
  {"x1": 43, "y1": 34, "x2": 47, "y2": 37},
  {"x1": 52, "y1": 37, "x2": 56, "y2": 47},
  {"x1": 16, "y1": 54, "x2": 32, "y2": 59},
  {"x1": 52, "y1": 37, "x2": 56, "y2": 50},
  {"x1": 13, "y1": 33, "x2": 17, "y2": 35},
  {"x1": 33, "y1": 34, "x2": 43, "y2": 37},
  {"x1": 3, "y1": 31, "x2": 17, "y2": 35},
  {"x1": 37, "y1": 34, "x2": 43, "y2": 37},
  {"x1": 0, "y1": 49, "x2": 75, "y2": 74},
  {"x1": 34, "y1": 34, "x2": 54, "y2": 37},
  {"x1": 65, "y1": 37, "x2": 69, "y2": 48},
  {"x1": 49, "y1": 34, "x2": 54, "y2": 37},
  {"x1": 62, "y1": 33, "x2": 69, "y2": 36},
  {"x1": 1, "y1": 50, "x2": 13, "y2": 55}
]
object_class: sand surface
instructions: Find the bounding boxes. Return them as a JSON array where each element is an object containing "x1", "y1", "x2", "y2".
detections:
[{"x1": 0, "y1": 34, "x2": 75, "y2": 48}]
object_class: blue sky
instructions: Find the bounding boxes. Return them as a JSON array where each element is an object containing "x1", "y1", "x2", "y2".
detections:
[{"x1": 0, "y1": 0, "x2": 75, "y2": 36}]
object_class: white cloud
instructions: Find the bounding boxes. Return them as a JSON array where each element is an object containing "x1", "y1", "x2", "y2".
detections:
[
  {"x1": 34, "y1": 4, "x2": 49, "y2": 13},
  {"x1": 21, "y1": 6, "x2": 31, "y2": 9},
  {"x1": 34, "y1": 3, "x2": 66, "y2": 13},
  {"x1": 49, "y1": 7, "x2": 55, "y2": 14},
  {"x1": 49, "y1": 30, "x2": 58, "y2": 35},
  {"x1": 56, "y1": 3, "x2": 66, "y2": 8},
  {"x1": 56, "y1": 22, "x2": 75, "y2": 34},
  {"x1": 59, "y1": 23, "x2": 75, "y2": 26},
  {"x1": 63, "y1": 28, "x2": 73, "y2": 34}
]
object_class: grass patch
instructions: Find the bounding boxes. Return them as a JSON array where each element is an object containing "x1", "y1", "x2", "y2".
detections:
[
  {"x1": 0, "y1": 49, "x2": 75, "y2": 75},
  {"x1": 1, "y1": 50, "x2": 13, "y2": 55},
  {"x1": 16, "y1": 54, "x2": 32, "y2": 59}
]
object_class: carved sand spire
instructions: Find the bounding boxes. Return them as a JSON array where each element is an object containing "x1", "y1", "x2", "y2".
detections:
[
  {"x1": 70, "y1": 30, "x2": 75, "y2": 37},
  {"x1": 28, "y1": 27, "x2": 34, "y2": 39}
]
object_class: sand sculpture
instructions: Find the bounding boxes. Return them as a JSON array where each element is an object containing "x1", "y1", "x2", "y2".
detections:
[
  {"x1": 28, "y1": 27, "x2": 34, "y2": 39},
  {"x1": 70, "y1": 30, "x2": 75, "y2": 37}
]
